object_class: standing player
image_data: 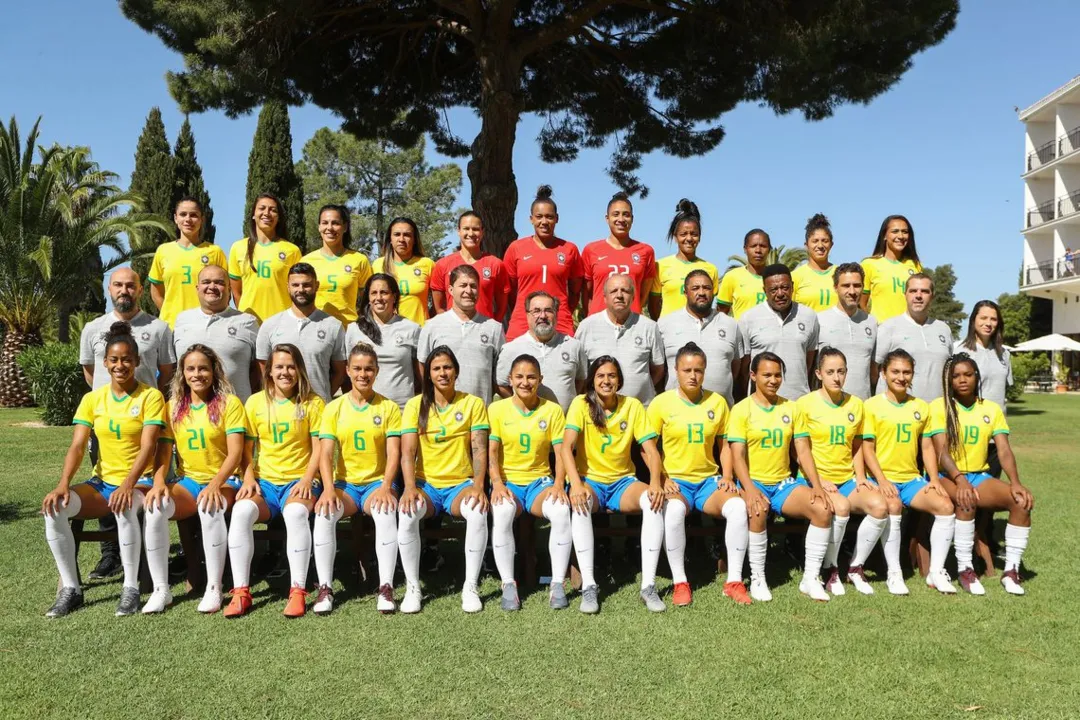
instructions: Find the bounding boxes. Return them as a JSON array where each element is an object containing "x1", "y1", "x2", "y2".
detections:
[
  {"x1": 956, "y1": 301, "x2": 1013, "y2": 412},
  {"x1": 504, "y1": 185, "x2": 584, "y2": 340},
  {"x1": 301, "y1": 205, "x2": 372, "y2": 326},
  {"x1": 228, "y1": 193, "x2": 302, "y2": 322},
  {"x1": 430, "y1": 211, "x2": 510, "y2": 321},
  {"x1": 41, "y1": 322, "x2": 165, "y2": 618},
  {"x1": 816, "y1": 263, "x2": 878, "y2": 399},
  {"x1": 648, "y1": 199, "x2": 719, "y2": 319},
  {"x1": 371, "y1": 217, "x2": 435, "y2": 326},
  {"x1": 148, "y1": 196, "x2": 227, "y2": 327},
  {"x1": 792, "y1": 213, "x2": 837, "y2": 312},
  {"x1": 928, "y1": 354, "x2": 1033, "y2": 595},
  {"x1": 718, "y1": 229, "x2": 771, "y2": 319},
  {"x1": 861, "y1": 215, "x2": 922, "y2": 322},
  {"x1": 581, "y1": 192, "x2": 657, "y2": 316},
  {"x1": 875, "y1": 273, "x2": 952, "y2": 401},
  {"x1": 861, "y1": 349, "x2": 957, "y2": 595},
  {"x1": 345, "y1": 274, "x2": 422, "y2": 409}
]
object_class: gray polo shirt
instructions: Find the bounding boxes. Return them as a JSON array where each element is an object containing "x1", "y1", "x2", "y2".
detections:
[
  {"x1": 173, "y1": 307, "x2": 260, "y2": 401},
  {"x1": 79, "y1": 311, "x2": 175, "y2": 390},
  {"x1": 816, "y1": 306, "x2": 878, "y2": 400},
  {"x1": 954, "y1": 340, "x2": 1012, "y2": 411},
  {"x1": 417, "y1": 309, "x2": 505, "y2": 402},
  {"x1": 575, "y1": 311, "x2": 665, "y2": 406},
  {"x1": 658, "y1": 307, "x2": 741, "y2": 407},
  {"x1": 738, "y1": 302, "x2": 819, "y2": 399},
  {"x1": 496, "y1": 331, "x2": 588, "y2": 411},
  {"x1": 257, "y1": 308, "x2": 346, "y2": 402},
  {"x1": 875, "y1": 313, "x2": 952, "y2": 401},
  {"x1": 345, "y1": 316, "x2": 421, "y2": 409}
]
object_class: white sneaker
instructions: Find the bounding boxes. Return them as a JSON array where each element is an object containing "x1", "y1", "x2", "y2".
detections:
[
  {"x1": 141, "y1": 588, "x2": 172, "y2": 614},
  {"x1": 824, "y1": 567, "x2": 846, "y2": 596},
  {"x1": 197, "y1": 587, "x2": 222, "y2": 613},
  {"x1": 886, "y1": 571, "x2": 910, "y2": 596},
  {"x1": 1000, "y1": 569, "x2": 1025, "y2": 596},
  {"x1": 958, "y1": 568, "x2": 986, "y2": 596},
  {"x1": 926, "y1": 568, "x2": 957, "y2": 594},
  {"x1": 461, "y1": 583, "x2": 482, "y2": 613},
  {"x1": 313, "y1": 585, "x2": 334, "y2": 615},
  {"x1": 749, "y1": 576, "x2": 772, "y2": 602},
  {"x1": 376, "y1": 583, "x2": 396, "y2": 614},
  {"x1": 400, "y1": 583, "x2": 422, "y2": 614},
  {"x1": 846, "y1": 565, "x2": 875, "y2": 595},
  {"x1": 799, "y1": 575, "x2": 830, "y2": 602}
]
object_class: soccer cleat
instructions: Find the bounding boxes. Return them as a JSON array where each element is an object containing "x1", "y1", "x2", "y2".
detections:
[
  {"x1": 88, "y1": 553, "x2": 122, "y2": 581},
  {"x1": 461, "y1": 583, "x2": 482, "y2": 613},
  {"x1": 723, "y1": 581, "x2": 752, "y2": 605},
  {"x1": 579, "y1": 584, "x2": 600, "y2": 614},
  {"x1": 749, "y1": 576, "x2": 772, "y2": 602},
  {"x1": 958, "y1": 568, "x2": 986, "y2": 596},
  {"x1": 799, "y1": 575, "x2": 830, "y2": 602},
  {"x1": 141, "y1": 588, "x2": 173, "y2": 614},
  {"x1": 1000, "y1": 569, "x2": 1025, "y2": 596},
  {"x1": 115, "y1": 586, "x2": 141, "y2": 617},
  {"x1": 46, "y1": 587, "x2": 83, "y2": 618},
  {"x1": 197, "y1": 587, "x2": 223, "y2": 614},
  {"x1": 824, "y1": 567, "x2": 846, "y2": 596},
  {"x1": 283, "y1": 585, "x2": 308, "y2": 618},
  {"x1": 313, "y1": 585, "x2": 334, "y2": 615},
  {"x1": 846, "y1": 565, "x2": 875, "y2": 595},
  {"x1": 549, "y1": 581, "x2": 568, "y2": 610},
  {"x1": 886, "y1": 571, "x2": 910, "y2": 596},
  {"x1": 640, "y1": 585, "x2": 666, "y2": 612},
  {"x1": 377, "y1": 584, "x2": 396, "y2": 614},
  {"x1": 500, "y1": 582, "x2": 520, "y2": 611},
  {"x1": 401, "y1": 583, "x2": 423, "y2": 614},
  {"x1": 672, "y1": 582, "x2": 693, "y2": 607},
  {"x1": 223, "y1": 587, "x2": 252, "y2": 618},
  {"x1": 926, "y1": 568, "x2": 957, "y2": 595}
]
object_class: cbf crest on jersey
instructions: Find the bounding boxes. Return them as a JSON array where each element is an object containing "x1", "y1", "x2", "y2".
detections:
[
  {"x1": 538, "y1": 419, "x2": 548, "y2": 431},
  {"x1": 848, "y1": 413, "x2": 856, "y2": 422},
  {"x1": 482, "y1": 267, "x2": 492, "y2": 279},
  {"x1": 317, "y1": 329, "x2": 327, "y2": 340},
  {"x1": 201, "y1": 255, "x2": 209, "y2": 264},
  {"x1": 414, "y1": 267, "x2": 422, "y2": 277},
  {"x1": 556, "y1": 252, "x2": 566, "y2": 265},
  {"x1": 278, "y1": 251, "x2": 287, "y2": 261},
  {"x1": 631, "y1": 253, "x2": 641, "y2": 264},
  {"x1": 914, "y1": 411, "x2": 922, "y2": 421},
  {"x1": 707, "y1": 410, "x2": 715, "y2": 420},
  {"x1": 344, "y1": 265, "x2": 353, "y2": 273},
  {"x1": 561, "y1": 351, "x2": 571, "y2": 362},
  {"x1": 454, "y1": 411, "x2": 464, "y2": 422},
  {"x1": 938, "y1": 335, "x2": 948, "y2": 345},
  {"x1": 373, "y1": 415, "x2": 383, "y2": 426},
  {"x1": 619, "y1": 421, "x2": 628, "y2": 431},
  {"x1": 782, "y1": 414, "x2": 791, "y2": 424},
  {"x1": 130, "y1": 405, "x2": 142, "y2": 417},
  {"x1": 983, "y1": 415, "x2": 991, "y2": 424}
]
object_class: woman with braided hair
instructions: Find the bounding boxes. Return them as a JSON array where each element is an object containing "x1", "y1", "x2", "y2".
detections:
[{"x1": 927, "y1": 353, "x2": 1033, "y2": 595}]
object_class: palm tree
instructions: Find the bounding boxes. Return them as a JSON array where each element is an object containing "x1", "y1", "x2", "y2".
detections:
[{"x1": 727, "y1": 244, "x2": 808, "y2": 271}]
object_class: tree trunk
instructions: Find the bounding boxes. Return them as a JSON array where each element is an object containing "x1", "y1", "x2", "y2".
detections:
[
  {"x1": 470, "y1": 54, "x2": 521, "y2": 257},
  {"x1": 0, "y1": 325, "x2": 42, "y2": 408},
  {"x1": 57, "y1": 306, "x2": 71, "y2": 344}
]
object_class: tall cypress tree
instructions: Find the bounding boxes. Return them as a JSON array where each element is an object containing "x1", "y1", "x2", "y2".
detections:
[
  {"x1": 243, "y1": 100, "x2": 305, "y2": 247},
  {"x1": 173, "y1": 116, "x2": 215, "y2": 242},
  {"x1": 129, "y1": 107, "x2": 176, "y2": 314}
]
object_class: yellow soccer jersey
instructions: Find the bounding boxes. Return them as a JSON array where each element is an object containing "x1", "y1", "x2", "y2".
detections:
[
  {"x1": 861, "y1": 256, "x2": 922, "y2": 322},
  {"x1": 73, "y1": 383, "x2": 165, "y2": 485},
  {"x1": 651, "y1": 255, "x2": 720, "y2": 317},
  {"x1": 565, "y1": 394, "x2": 656, "y2": 485},
  {"x1": 302, "y1": 248, "x2": 373, "y2": 325},
  {"x1": 163, "y1": 394, "x2": 249, "y2": 483},
  {"x1": 228, "y1": 238, "x2": 303, "y2": 322},
  {"x1": 727, "y1": 396, "x2": 804, "y2": 485},
  {"x1": 795, "y1": 391, "x2": 864, "y2": 484},
  {"x1": 861, "y1": 394, "x2": 931, "y2": 482},
  {"x1": 148, "y1": 241, "x2": 227, "y2": 327},
  {"x1": 792, "y1": 264, "x2": 836, "y2": 313},
  {"x1": 488, "y1": 397, "x2": 565, "y2": 485},
  {"x1": 927, "y1": 398, "x2": 1009, "y2": 474},
  {"x1": 401, "y1": 391, "x2": 489, "y2": 488},
  {"x1": 647, "y1": 389, "x2": 729, "y2": 483},
  {"x1": 319, "y1": 393, "x2": 402, "y2": 485},
  {"x1": 372, "y1": 255, "x2": 436, "y2": 326},
  {"x1": 245, "y1": 392, "x2": 325, "y2": 485},
  {"x1": 717, "y1": 266, "x2": 765, "y2": 319}
]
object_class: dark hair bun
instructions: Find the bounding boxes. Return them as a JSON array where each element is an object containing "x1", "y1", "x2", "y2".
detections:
[
  {"x1": 676, "y1": 198, "x2": 699, "y2": 217},
  {"x1": 807, "y1": 212, "x2": 830, "y2": 228},
  {"x1": 535, "y1": 184, "x2": 553, "y2": 200},
  {"x1": 108, "y1": 321, "x2": 132, "y2": 336}
]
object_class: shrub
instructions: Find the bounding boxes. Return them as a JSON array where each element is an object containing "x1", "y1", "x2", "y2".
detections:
[
  {"x1": 1007, "y1": 352, "x2": 1050, "y2": 402},
  {"x1": 17, "y1": 342, "x2": 84, "y2": 425}
]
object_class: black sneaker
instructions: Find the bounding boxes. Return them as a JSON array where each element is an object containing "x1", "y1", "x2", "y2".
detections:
[
  {"x1": 115, "y1": 586, "x2": 141, "y2": 617},
  {"x1": 89, "y1": 553, "x2": 122, "y2": 580},
  {"x1": 46, "y1": 587, "x2": 84, "y2": 618}
]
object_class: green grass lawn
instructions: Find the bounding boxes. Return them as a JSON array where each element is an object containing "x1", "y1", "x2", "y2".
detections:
[{"x1": 1, "y1": 395, "x2": 1079, "y2": 719}]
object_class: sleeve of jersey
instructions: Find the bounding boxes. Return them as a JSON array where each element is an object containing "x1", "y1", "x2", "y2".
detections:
[
  {"x1": 78, "y1": 326, "x2": 94, "y2": 366},
  {"x1": 428, "y1": 257, "x2": 447, "y2": 294},
  {"x1": 243, "y1": 396, "x2": 260, "y2": 440},
  {"x1": 225, "y1": 395, "x2": 249, "y2": 435},
  {"x1": 385, "y1": 402, "x2": 403, "y2": 437},
  {"x1": 72, "y1": 392, "x2": 95, "y2": 428},
  {"x1": 807, "y1": 314, "x2": 820, "y2": 349},
  {"x1": 718, "y1": 401, "x2": 731, "y2": 439},
  {"x1": 646, "y1": 397, "x2": 666, "y2": 439},
  {"x1": 717, "y1": 271, "x2": 734, "y2": 306},
  {"x1": 860, "y1": 259, "x2": 874, "y2": 295},
  {"x1": 631, "y1": 400, "x2": 657, "y2": 444},
  {"x1": 709, "y1": 265, "x2": 720, "y2": 297},
  {"x1": 727, "y1": 403, "x2": 748, "y2": 444},
  {"x1": 649, "y1": 325, "x2": 665, "y2": 365},
  {"x1": 287, "y1": 244, "x2": 302, "y2": 265},
  {"x1": 255, "y1": 321, "x2": 272, "y2": 361},
  {"x1": 415, "y1": 325, "x2": 432, "y2": 364},
  {"x1": 926, "y1": 399, "x2": 946, "y2": 437},
  {"x1": 159, "y1": 326, "x2": 177, "y2": 364},
  {"x1": 991, "y1": 404, "x2": 1010, "y2": 435},
  {"x1": 565, "y1": 397, "x2": 586, "y2": 433},
  {"x1": 549, "y1": 406, "x2": 566, "y2": 445},
  {"x1": 400, "y1": 398, "x2": 420, "y2": 435},
  {"x1": 792, "y1": 404, "x2": 809, "y2": 439},
  {"x1": 496, "y1": 261, "x2": 511, "y2": 295},
  {"x1": 860, "y1": 403, "x2": 877, "y2": 439},
  {"x1": 873, "y1": 321, "x2": 890, "y2": 365},
  {"x1": 228, "y1": 243, "x2": 243, "y2": 280},
  {"x1": 503, "y1": 243, "x2": 518, "y2": 279},
  {"x1": 307, "y1": 398, "x2": 325, "y2": 437},
  {"x1": 210, "y1": 246, "x2": 227, "y2": 270},
  {"x1": 853, "y1": 402, "x2": 865, "y2": 437},
  {"x1": 161, "y1": 405, "x2": 176, "y2": 443},
  {"x1": 331, "y1": 326, "x2": 346, "y2": 362},
  {"x1": 469, "y1": 396, "x2": 490, "y2": 431},
  {"x1": 143, "y1": 389, "x2": 166, "y2": 427},
  {"x1": 148, "y1": 246, "x2": 165, "y2": 284},
  {"x1": 918, "y1": 401, "x2": 934, "y2": 437},
  {"x1": 317, "y1": 401, "x2": 338, "y2": 440},
  {"x1": 494, "y1": 346, "x2": 512, "y2": 389}
]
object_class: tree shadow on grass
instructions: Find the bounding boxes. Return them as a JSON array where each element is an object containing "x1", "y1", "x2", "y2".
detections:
[
  {"x1": 0, "y1": 501, "x2": 37, "y2": 525},
  {"x1": 1005, "y1": 406, "x2": 1046, "y2": 417}
]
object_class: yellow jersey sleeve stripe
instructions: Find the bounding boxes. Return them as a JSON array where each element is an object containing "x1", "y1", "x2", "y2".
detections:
[
  {"x1": 74, "y1": 419, "x2": 93, "y2": 427},
  {"x1": 551, "y1": 438, "x2": 563, "y2": 445},
  {"x1": 226, "y1": 427, "x2": 247, "y2": 435},
  {"x1": 471, "y1": 423, "x2": 490, "y2": 431},
  {"x1": 793, "y1": 432, "x2": 809, "y2": 439},
  {"x1": 991, "y1": 429, "x2": 1009, "y2": 436},
  {"x1": 147, "y1": 277, "x2": 164, "y2": 285},
  {"x1": 144, "y1": 420, "x2": 165, "y2": 427},
  {"x1": 638, "y1": 432, "x2": 658, "y2": 443},
  {"x1": 566, "y1": 423, "x2": 582, "y2": 432},
  {"x1": 490, "y1": 434, "x2": 502, "y2": 443},
  {"x1": 400, "y1": 428, "x2": 418, "y2": 434},
  {"x1": 727, "y1": 436, "x2": 746, "y2": 443},
  {"x1": 386, "y1": 430, "x2": 401, "y2": 437},
  {"x1": 925, "y1": 428, "x2": 944, "y2": 436}
]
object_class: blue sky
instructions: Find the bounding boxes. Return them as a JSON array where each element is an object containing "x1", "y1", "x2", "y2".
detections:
[{"x1": 2, "y1": 1, "x2": 1078, "y2": 313}]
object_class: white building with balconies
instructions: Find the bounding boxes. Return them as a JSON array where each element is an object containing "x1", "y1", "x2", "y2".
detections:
[{"x1": 1020, "y1": 75, "x2": 1080, "y2": 337}]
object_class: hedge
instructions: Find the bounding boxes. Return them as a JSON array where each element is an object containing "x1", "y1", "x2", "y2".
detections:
[{"x1": 17, "y1": 342, "x2": 84, "y2": 426}]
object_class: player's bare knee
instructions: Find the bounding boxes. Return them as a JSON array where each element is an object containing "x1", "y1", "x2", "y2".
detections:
[{"x1": 885, "y1": 497, "x2": 903, "y2": 515}]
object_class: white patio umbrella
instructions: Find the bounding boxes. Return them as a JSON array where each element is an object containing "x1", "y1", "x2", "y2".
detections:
[{"x1": 1011, "y1": 333, "x2": 1080, "y2": 382}]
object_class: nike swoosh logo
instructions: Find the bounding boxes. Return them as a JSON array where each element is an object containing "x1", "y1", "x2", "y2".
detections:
[
  {"x1": 467, "y1": 548, "x2": 482, "y2": 553},
  {"x1": 292, "y1": 548, "x2": 309, "y2": 553},
  {"x1": 314, "y1": 542, "x2": 333, "y2": 548},
  {"x1": 556, "y1": 541, "x2": 571, "y2": 546},
  {"x1": 596, "y1": 256, "x2": 607, "y2": 261},
  {"x1": 211, "y1": 541, "x2": 225, "y2": 548},
  {"x1": 522, "y1": 255, "x2": 533, "y2": 261},
  {"x1": 380, "y1": 541, "x2": 395, "y2": 546}
]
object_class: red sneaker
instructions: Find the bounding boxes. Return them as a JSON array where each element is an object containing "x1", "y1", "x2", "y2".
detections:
[
  {"x1": 283, "y1": 585, "x2": 308, "y2": 618},
  {"x1": 723, "y1": 580, "x2": 752, "y2": 605},
  {"x1": 223, "y1": 587, "x2": 252, "y2": 619},
  {"x1": 672, "y1": 582, "x2": 692, "y2": 607}
]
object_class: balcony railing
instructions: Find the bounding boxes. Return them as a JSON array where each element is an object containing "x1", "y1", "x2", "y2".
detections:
[
  {"x1": 1022, "y1": 257, "x2": 1080, "y2": 287},
  {"x1": 1059, "y1": 126, "x2": 1080, "y2": 158},
  {"x1": 1027, "y1": 199, "x2": 1055, "y2": 228},
  {"x1": 1027, "y1": 139, "x2": 1057, "y2": 171},
  {"x1": 1059, "y1": 190, "x2": 1080, "y2": 219}
]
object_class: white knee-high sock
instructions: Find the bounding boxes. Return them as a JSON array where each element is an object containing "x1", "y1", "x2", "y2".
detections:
[
  {"x1": 543, "y1": 498, "x2": 572, "y2": 584},
  {"x1": 282, "y1": 503, "x2": 312, "y2": 588},
  {"x1": 397, "y1": 500, "x2": 425, "y2": 587},
  {"x1": 144, "y1": 497, "x2": 175, "y2": 591},
  {"x1": 313, "y1": 504, "x2": 343, "y2": 588},
  {"x1": 226, "y1": 499, "x2": 259, "y2": 588},
  {"x1": 929, "y1": 514, "x2": 956, "y2": 573},
  {"x1": 199, "y1": 505, "x2": 228, "y2": 592},
  {"x1": 639, "y1": 493, "x2": 665, "y2": 589},
  {"x1": 44, "y1": 492, "x2": 83, "y2": 590},
  {"x1": 850, "y1": 515, "x2": 886, "y2": 567},
  {"x1": 371, "y1": 507, "x2": 398, "y2": 587},
  {"x1": 1004, "y1": 524, "x2": 1030, "y2": 573},
  {"x1": 881, "y1": 515, "x2": 903, "y2": 573},
  {"x1": 115, "y1": 493, "x2": 144, "y2": 589},
  {"x1": 571, "y1": 509, "x2": 596, "y2": 588},
  {"x1": 748, "y1": 530, "x2": 768, "y2": 582},
  {"x1": 721, "y1": 497, "x2": 749, "y2": 583},
  {"x1": 491, "y1": 501, "x2": 517, "y2": 583},
  {"x1": 460, "y1": 501, "x2": 488, "y2": 588},
  {"x1": 953, "y1": 518, "x2": 976, "y2": 572},
  {"x1": 824, "y1": 515, "x2": 849, "y2": 569},
  {"x1": 804, "y1": 524, "x2": 831, "y2": 580},
  {"x1": 663, "y1": 500, "x2": 688, "y2": 585}
]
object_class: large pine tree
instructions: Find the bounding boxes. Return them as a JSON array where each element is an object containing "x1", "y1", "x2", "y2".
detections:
[
  {"x1": 129, "y1": 107, "x2": 176, "y2": 314},
  {"x1": 244, "y1": 100, "x2": 305, "y2": 247},
  {"x1": 173, "y1": 116, "x2": 215, "y2": 242}
]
